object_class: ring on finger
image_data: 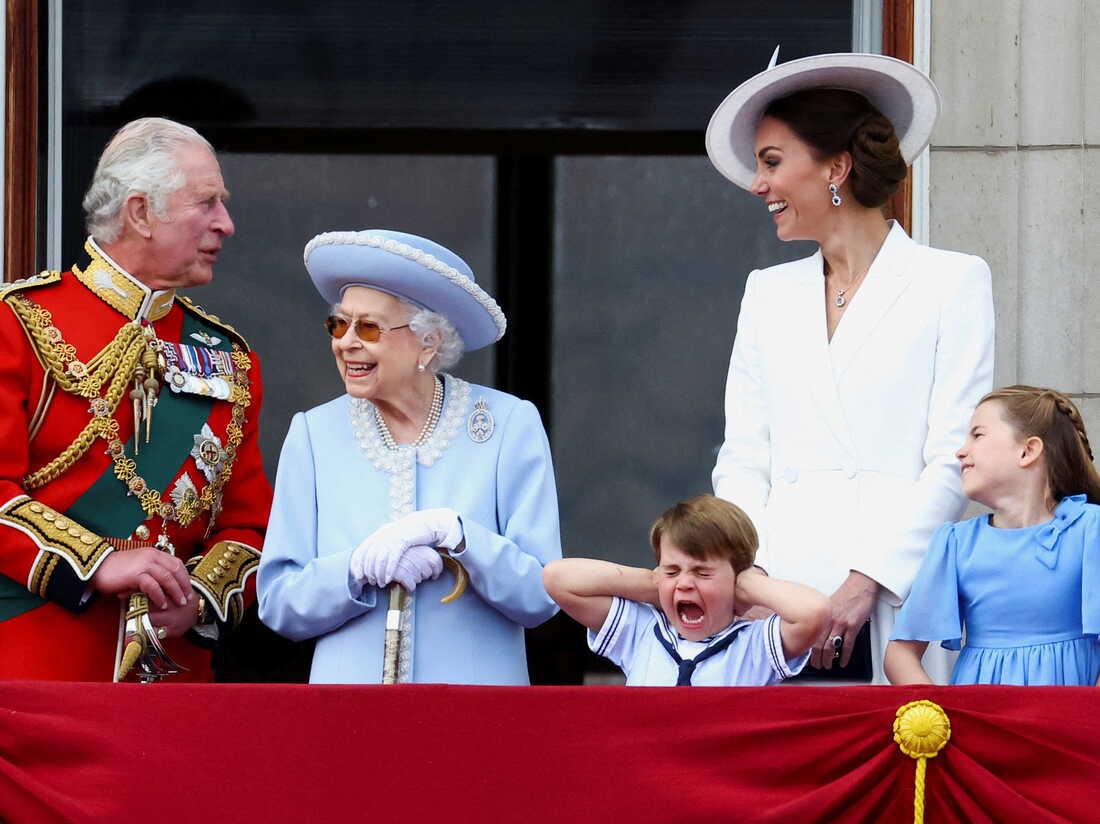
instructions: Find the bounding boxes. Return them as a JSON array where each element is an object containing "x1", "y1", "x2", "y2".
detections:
[{"x1": 830, "y1": 634, "x2": 844, "y2": 660}]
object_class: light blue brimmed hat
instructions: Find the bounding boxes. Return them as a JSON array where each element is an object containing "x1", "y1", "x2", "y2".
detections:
[{"x1": 304, "y1": 229, "x2": 506, "y2": 351}]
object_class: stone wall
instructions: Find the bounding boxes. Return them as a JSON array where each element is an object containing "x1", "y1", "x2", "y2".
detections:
[{"x1": 928, "y1": 0, "x2": 1099, "y2": 437}]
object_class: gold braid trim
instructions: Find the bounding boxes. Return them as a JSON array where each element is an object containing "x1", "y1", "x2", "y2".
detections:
[
  {"x1": 24, "y1": 348, "x2": 145, "y2": 489},
  {"x1": 106, "y1": 358, "x2": 252, "y2": 528},
  {"x1": 11, "y1": 294, "x2": 149, "y2": 489},
  {"x1": 7, "y1": 295, "x2": 145, "y2": 397},
  {"x1": 73, "y1": 254, "x2": 144, "y2": 320},
  {"x1": 188, "y1": 540, "x2": 260, "y2": 623},
  {"x1": 11, "y1": 294, "x2": 254, "y2": 529},
  {"x1": 0, "y1": 496, "x2": 112, "y2": 581},
  {"x1": 29, "y1": 552, "x2": 60, "y2": 597},
  {"x1": 100, "y1": 349, "x2": 250, "y2": 528},
  {"x1": 0, "y1": 270, "x2": 62, "y2": 297}
]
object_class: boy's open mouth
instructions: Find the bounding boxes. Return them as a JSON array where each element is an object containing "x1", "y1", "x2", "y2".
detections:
[{"x1": 677, "y1": 601, "x2": 705, "y2": 627}]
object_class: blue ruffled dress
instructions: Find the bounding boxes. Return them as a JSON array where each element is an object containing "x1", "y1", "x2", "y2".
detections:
[{"x1": 891, "y1": 495, "x2": 1100, "y2": 685}]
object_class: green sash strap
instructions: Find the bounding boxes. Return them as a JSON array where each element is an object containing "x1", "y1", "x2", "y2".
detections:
[{"x1": 67, "y1": 311, "x2": 228, "y2": 535}]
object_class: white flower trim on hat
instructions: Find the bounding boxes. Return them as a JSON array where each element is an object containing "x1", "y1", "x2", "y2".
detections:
[{"x1": 303, "y1": 231, "x2": 507, "y2": 340}]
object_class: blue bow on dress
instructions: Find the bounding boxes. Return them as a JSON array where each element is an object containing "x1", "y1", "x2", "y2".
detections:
[{"x1": 1033, "y1": 494, "x2": 1088, "y2": 570}]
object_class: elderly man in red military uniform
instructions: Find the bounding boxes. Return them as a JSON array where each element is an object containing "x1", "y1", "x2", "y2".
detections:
[{"x1": 0, "y1": 117, "x2": 272, "y2": 681}]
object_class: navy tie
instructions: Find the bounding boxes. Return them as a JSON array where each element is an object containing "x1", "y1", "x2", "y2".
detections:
[{"x1": 653, "y1": 622, "x2": 745, "y2": 686}]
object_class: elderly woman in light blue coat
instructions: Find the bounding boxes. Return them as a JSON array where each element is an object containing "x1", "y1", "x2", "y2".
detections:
[{"x1": 258, "y1": 230, "x2": 561, "y2": 684}]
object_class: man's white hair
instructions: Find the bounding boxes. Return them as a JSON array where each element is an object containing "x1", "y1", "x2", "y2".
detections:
[{"x1": 82, "y1": 117, "x2": 214, "y2": 244}]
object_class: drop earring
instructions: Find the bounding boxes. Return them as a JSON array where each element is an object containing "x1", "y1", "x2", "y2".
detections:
[{"x1": 829, "y1": 183, "x2": 842, "y2": 207}]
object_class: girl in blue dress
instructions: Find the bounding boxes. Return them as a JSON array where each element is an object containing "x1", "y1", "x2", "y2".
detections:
[{"x1": 885, "y1": 386, "x2": 1100, "y2": 685}]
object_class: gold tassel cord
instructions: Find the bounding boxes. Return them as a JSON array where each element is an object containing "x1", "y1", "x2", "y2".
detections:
[
  {"x1": 116, "y1": 593, "x2": 150, "y2": 681},
  {"x1": 117, "y1": 638, "x2": 143, "y2": 682},
  {"x1": 893, "y1": 700, "x2": 951, "y2": 824},
  {"x1": 13, "y1": 292, "x2": 254, "y2": 526},
  {"x1": 11, "y1": 292, "x2": 150, "y2": 489}
]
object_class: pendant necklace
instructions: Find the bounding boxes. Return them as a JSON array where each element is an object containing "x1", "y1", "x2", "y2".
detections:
[{"x1": 826, "y1": 262, "x2": 868, "y2": 309}]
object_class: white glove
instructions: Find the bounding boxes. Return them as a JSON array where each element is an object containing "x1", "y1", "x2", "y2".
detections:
[
  {"x1": 349, "y1": 510, "x2": 461, "y2": 587},
  {"x1": 385, "y1": 508, "x2": 464, "y2": 555},
  {"x1": 389, "y1": 545, "x2": 444, "y2": 592},
  {"x1": 350, "y1": 536, "x2": 444, "y2": 590}
]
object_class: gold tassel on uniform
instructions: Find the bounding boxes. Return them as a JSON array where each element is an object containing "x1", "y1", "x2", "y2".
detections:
[
  {"x1": 130, "y1": 366, "x2": 146, "y2": 454},
  {"x1": 115, "y1": 590, "x2": 187, "y2": 683},
  {"x1": 116, "y1": 593, "x2": 150, "y2": 681},
  {"x1": 893, "y1": 699, "x2": 951, "y2": 824},
  {"x1": 141, "y1": 326, "x2": 161, "y2": 444}
]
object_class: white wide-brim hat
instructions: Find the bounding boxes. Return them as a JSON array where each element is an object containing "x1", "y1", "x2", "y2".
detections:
[
  {"x1": 705, "y1": 52, "x2": 942, "y2": 190},
  {"x1": 304, "y1": 229, "x2": 506, "y2": 351}
]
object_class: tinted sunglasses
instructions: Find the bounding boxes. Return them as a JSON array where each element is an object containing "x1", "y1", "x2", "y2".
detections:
[{"x1": 324, "y1": 315, "x2": 410, "y2": 342}]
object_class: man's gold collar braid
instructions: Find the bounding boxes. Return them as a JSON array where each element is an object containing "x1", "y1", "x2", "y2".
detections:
[{"x1": 72, "y1": 239, "x2": 175, "y2": 322}]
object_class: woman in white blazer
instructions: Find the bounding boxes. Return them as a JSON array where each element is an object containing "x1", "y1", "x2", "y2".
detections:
[{"x1": 704, "y1": 53, "x2": 994, "y2": 683}]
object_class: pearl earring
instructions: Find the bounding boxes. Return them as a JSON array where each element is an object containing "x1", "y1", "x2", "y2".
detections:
[
  {"x1": 829, "y1": 183, "x2": 842, "y2": 207},
  {"x1": 417, "y1": 363, "x2": 426, "y2": 373}
]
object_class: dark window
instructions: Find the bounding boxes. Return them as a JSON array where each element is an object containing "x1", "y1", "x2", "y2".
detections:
[{"x1": 58, "y1": 0, "x2": 851, "y2": 682}]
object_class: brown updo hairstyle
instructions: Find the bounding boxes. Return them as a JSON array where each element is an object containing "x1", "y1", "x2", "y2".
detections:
[
  {"x1": 980, "y1": 385, "x2": 1100, "y2": 505},
  {"x1": 763, "y1": 88, "x2": 907, "y2": 208},
  {"x1": 650, "y1": 494, "x2": 757, "y2": 573}
]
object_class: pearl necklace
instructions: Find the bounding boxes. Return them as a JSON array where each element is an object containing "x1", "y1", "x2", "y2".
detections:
[{"x1": 374, "y1": 376, "x2": 444, "y2": 450}]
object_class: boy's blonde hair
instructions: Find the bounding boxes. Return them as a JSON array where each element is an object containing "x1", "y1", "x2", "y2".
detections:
[
  {"x1": 981, "y1": 385, "x2": 1100, "y2": 505},
  {"x1": 649, "y1": 494, "x2": 757, "y2": 573}
]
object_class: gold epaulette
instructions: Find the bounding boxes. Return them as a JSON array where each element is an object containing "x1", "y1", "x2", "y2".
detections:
[
  {"x1": 177, "y1": 295, "x2": 251, "y2": 353},
  {"x1": 0, "y1": 270, "x2": 63, "y2": 300}
]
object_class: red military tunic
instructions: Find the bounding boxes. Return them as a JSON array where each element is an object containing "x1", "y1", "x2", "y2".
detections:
[{"x1": 0, "y1": 239, "x2": 272, "y2": 680}]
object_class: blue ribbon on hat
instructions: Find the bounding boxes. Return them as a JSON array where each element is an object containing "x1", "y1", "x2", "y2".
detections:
[{"x1": 1033, "y1": 494, "x2": 1088, "y2": 570}]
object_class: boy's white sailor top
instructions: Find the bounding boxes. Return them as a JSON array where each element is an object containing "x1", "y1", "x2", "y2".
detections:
[{"x1": 587, "y1": 597, "x2": 809, "y2": 686}]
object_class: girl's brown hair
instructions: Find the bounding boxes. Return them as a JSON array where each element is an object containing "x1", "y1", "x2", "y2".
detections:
[
  {"x1": 650, "y1": 494, "x2": 757, "y2": 573},
  {"x1": 763, "y1": 88, "x2": 907, "y2": 208},
  {"x1": 980, "y1": 385, "x2": 1100, "y2": 505}
]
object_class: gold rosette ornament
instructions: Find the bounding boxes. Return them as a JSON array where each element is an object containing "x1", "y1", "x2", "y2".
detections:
[{"x1": 893, "y1": 699, "x2": 951, "y2": 824}]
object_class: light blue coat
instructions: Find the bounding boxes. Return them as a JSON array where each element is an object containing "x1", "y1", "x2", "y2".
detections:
[{"x1": 258, "y1": 376, "x2": 561, "y2": 684}]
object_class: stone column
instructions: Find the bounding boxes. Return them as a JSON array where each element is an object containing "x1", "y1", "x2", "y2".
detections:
[{"x1": 928, "y1": 0, "x2": 1099, "y2": 437}]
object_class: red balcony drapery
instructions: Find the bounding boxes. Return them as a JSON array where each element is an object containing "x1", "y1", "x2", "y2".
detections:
[{"x1": 1, "y1": 683, "x2": 1098, "y2": 823}]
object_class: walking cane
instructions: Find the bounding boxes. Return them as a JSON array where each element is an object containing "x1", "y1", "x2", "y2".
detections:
[{"x1": 381, "y1": 554, "x2": 469, "y2": 684}]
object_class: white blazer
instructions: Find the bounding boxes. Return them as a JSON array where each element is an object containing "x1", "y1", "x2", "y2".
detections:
[{"x1": 713, "y1": 222, "x2": 994, "y2": 680}]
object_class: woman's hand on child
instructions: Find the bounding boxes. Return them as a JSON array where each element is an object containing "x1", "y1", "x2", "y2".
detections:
[{"x1": 812, "y1": 570, "x2": 879, "y2": 670}]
